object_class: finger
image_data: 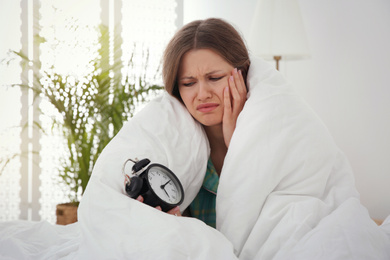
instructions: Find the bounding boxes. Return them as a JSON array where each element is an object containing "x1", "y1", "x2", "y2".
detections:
[
  {"x1": 237, "y1": 69, "x2": 247, "y2": 95},
  {"x1": 223, "y1": 86, "x2": 232, "y2": 118},
  {"x1": 232, "y1": 69, "x2": 241, "y2": 91},
  {"x1": 136, "y1": 195, "x2": 144, "y2": 202},
  {"x1": 167, "y1": 206, "x2": 182, "y2": 216},
  {"x1": 229, "y1": 73, "x2": 240, "y2": 100},
  {"x1": 232, "y1": 68, "x2": 246, "y2": 97},
  {"x1": 222, "y1": 86, "x2": 235, "y2": 147},
  {"x1": 229, "y1": 75, "x2": 239, "y2": 103},
  {"x1": 229, "y1": 75, "x2": 243, "y2": 113}
]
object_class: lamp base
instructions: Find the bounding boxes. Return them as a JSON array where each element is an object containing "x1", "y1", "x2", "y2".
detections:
[{"x1": 274, "y1": 56, "x2": 281, "y2": 70}]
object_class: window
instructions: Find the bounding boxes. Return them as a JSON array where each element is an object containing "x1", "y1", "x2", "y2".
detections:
[{"x1": 0, "y1": 0, "x2": 182, "y2": 223}]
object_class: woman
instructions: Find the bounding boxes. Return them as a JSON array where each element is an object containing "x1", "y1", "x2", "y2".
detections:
[
  {"x1": 136, "y1": 18, "x2": 250, "y2": 225},
  {"x1": 163, "y1": 18, "x2": 250, "y2": 226}
]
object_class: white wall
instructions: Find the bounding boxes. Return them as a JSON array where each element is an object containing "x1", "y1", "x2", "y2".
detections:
[{"x1": 184, "y1": 0, "x2": 390, "y2": 220}]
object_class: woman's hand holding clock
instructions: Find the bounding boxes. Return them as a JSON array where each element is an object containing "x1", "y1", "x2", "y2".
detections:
[{"x1": 136, "y1": 195, "x2": 182, "y2": 216}]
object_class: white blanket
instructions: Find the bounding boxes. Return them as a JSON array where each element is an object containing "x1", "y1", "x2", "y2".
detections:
[
  {"x1": 218, "y1": 58, "x2": 390, "y2": 259},
  {"x1": 1, "y1": 57, "x2": 389, "y2": 259}
]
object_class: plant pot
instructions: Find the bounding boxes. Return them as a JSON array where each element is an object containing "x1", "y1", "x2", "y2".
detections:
[{"x1": 56, "y1": 202, "x2": 78, "y2": 225}]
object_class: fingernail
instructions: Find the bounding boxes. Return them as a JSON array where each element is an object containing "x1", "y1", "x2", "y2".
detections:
[
  {"x1": 230, "y1": 75, "x2": 234, "y2": 81},
  {"x1": 238, "y1": 69, "x2": 242, "y2": 75},
  {"x1": 136, "y1": 195, "x2": 142, "y2": 201},
  {"x1": 234, "y1": 68, "x2": 238, "y2": 74},
  {"x1": 156, "y1": 206, "x2": 162, "y2": 211}
]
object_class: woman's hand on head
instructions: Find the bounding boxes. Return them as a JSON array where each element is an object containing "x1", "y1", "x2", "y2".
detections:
[{"x1": 223, "y1": 68, "x2": 247, "y2": 147}]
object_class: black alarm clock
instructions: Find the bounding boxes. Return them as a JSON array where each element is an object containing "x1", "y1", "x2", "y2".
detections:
[{"x1": 123, "y1": 158, "x2": 185, "y2": 212}]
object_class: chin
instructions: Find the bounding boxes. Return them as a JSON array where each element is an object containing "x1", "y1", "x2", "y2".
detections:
[
  {"x1": 192, "y1": 112, "x2": 223, "y2": 127},
  {"x1": 198, "y1": 118, "x2": 222, "y2": 127}
]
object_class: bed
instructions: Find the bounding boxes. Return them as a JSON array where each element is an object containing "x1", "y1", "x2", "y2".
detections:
[{"x1": 1, "y1": 57, "x2": 389, "y2": 259}]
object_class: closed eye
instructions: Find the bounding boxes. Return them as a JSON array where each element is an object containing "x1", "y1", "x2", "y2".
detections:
[
  {"x1": 182, "y1": 82, "x2": 195, "y2": 87},
  {"x1": 210, "y1": 76, "x2": 224, "y2": 81}
]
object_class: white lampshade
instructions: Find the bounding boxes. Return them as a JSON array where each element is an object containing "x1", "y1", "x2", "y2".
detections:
[{"x1": 249, "y1": 0, "x2": 310, "y2": 60}]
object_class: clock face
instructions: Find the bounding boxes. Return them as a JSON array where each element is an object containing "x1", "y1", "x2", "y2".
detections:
[{"x1": 147, "y1": 165, "x2": 183, "y2": 205}]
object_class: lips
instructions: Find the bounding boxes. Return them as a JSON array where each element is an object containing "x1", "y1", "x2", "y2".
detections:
[{"x1": 196, "y1": 103, "x2": 219, "y2": 113}]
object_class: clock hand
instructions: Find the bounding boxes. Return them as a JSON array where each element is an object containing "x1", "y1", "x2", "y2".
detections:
[
  {"x1": 160, "y1": 180, "x2": 171, "y2": 198},
  {"x1": 163, "y1": 188, "x2": 170, "y2": 197},
  {"x1": 161, "y1": 180, "x2": 171, "y2": 189}
]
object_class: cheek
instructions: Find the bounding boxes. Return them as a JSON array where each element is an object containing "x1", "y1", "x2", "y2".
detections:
[
  {"x1": 178, "y1": 88, "x2": 195, "y2": 110},
  {"x1": 178, "y1": 87, "x2": 188, "y2": 102}
]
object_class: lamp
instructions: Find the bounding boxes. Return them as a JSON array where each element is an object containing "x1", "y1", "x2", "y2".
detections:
[{"x1": 249, "y1": 0, "x2": 310, "y2": 70}]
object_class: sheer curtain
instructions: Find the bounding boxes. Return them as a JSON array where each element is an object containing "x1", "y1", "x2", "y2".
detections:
[{"x1": 0, "y1": 0, "x2": 182, "y2": 224}]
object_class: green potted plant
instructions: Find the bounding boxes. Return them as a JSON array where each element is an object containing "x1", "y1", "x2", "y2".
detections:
[{"x1": 8, "y1": 25, "x2": 163, "y2": 224}]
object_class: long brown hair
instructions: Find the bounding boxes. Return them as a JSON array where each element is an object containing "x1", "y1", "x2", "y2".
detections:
[{"x1": 163, "y1": 18, "x2": 250, "y2": 101}]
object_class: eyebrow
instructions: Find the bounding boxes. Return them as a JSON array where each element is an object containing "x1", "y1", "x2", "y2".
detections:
[
  {"x1": 179, "y1": 70, "x2": 224, "y2": 81},
  {"x1": 206, "y1": 70, "x2": 223, "y2": 76}
]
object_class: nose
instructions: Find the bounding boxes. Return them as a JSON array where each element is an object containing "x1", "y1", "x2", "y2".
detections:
[{"x1": 197, "y1": 81, "x2": 212, "y2": 101}]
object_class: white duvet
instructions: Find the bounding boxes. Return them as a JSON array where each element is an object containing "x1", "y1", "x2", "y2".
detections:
[{"x1": 1, "y1": 57, "x2": 389, "y2": 260}]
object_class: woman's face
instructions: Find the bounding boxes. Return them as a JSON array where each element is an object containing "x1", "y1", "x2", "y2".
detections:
[{"x1": 178, "y1": 49, "x2": 234, "y2": 126}]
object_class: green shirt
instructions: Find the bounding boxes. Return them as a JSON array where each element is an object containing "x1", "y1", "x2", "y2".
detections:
[{"x1": 189, "y1": 159, "x2": 219, "y2": 228}]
